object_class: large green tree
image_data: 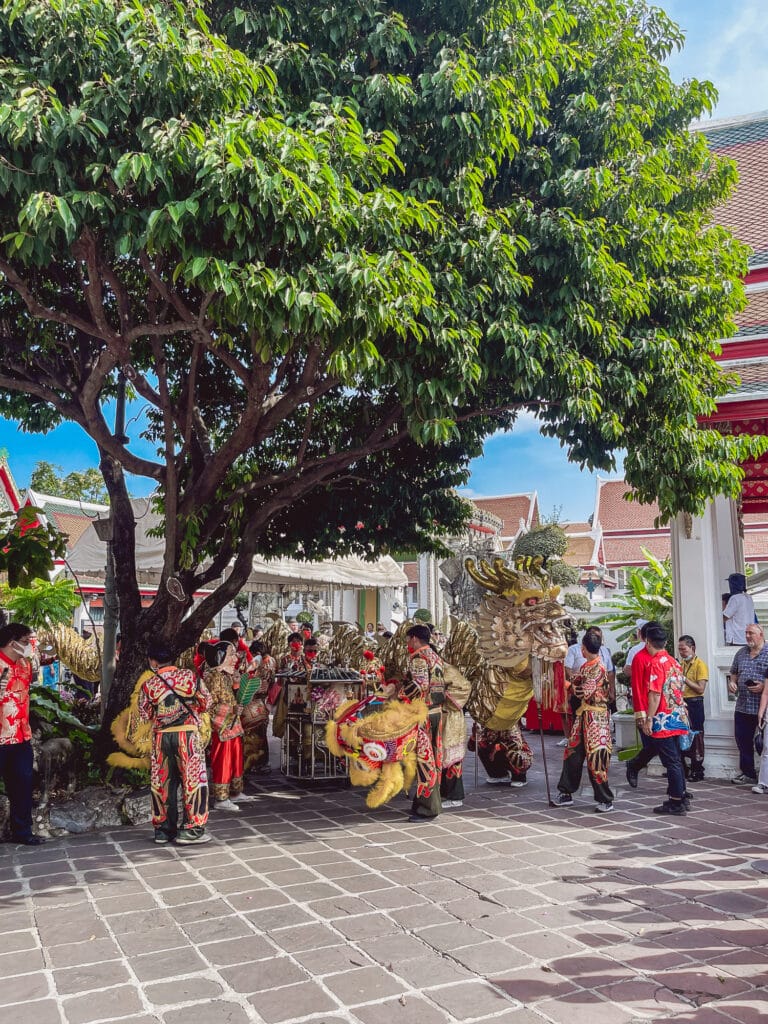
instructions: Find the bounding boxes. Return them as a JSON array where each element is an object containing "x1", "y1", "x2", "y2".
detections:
[
  {"x1": 30, "y1": 460, "x2": 109, "y2": 503},
  {"x1": 0, "y1": 0, "x2": 763, "y2": 721}
]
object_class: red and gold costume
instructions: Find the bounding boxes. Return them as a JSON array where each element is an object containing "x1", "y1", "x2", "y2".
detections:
[
  {"x1": 0, "y1": 651, "x2": 37, "y2": 842},
  {"x1": 470, "y1": 723, "x2": 532, "y2": 783},
  {"x1": 0, "y1": 652, "x2": 32, "y2": 745},
  {"x1": 242, "y1": 655, "x2": 275, "y2": 773},
  {"x1": 557, "y1": 656, "x2": 613, "y2": 804},
  {"x1": 138, "y1": 666, "x2": 212, "y2": 840},
  {"x1": 204, "y1": 666, "x2": 245, "y2": 801},
  {"x1": 406, "y1": 644, "x2": 459, "y2": 818}
]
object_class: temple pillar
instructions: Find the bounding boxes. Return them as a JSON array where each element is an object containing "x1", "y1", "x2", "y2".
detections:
[{"x1": 670, "y1": 496, "x2": 742, "y2": 778}]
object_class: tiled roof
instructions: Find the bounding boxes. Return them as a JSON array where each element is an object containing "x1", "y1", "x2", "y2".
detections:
[
  {"x1": 719, "y1": 357, "x2": 768, "y2": 398},
  {"x1": 602, "y1": 534, "x2": 671, "y2": 568},
  {"x1": 49, "y1": 511, "x2": 98, "y2": 551},
  {"x1": 563, "y1": 522, "x2": 591, "y2": 534},
  {"x1": 701, "y1": 114, "x2": 768, "y2": 265},
  {"x1": 563, "y1": 535, "x2": 597, "y2": 567},
  {"x1": 402, "y1": 561, "x2": 419, "y2": 585},
  {"x1": 471, "y1": 494, "x2": 538, "y2": 539},
  {"x1": 27, "y1": 490, "x2": 108, "y2": 516},
  {"x1": 595, "y1": 480, "x2": 664, "y2": 534},
  {"x1": 734, "y1": 289, "x2": 768, "y2": 338}
]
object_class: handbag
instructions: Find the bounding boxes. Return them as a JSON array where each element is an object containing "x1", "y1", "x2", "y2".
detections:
[{"x1": 756, "y1": 724, "x2": 765, "y2": 757}]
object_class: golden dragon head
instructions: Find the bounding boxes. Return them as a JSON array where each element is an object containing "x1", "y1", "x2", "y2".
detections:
[{"x1": 465, "y1": 556, "x2": 561, "y2": 605}]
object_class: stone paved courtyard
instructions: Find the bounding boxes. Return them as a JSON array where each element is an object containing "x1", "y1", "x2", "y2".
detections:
[{"x1": 1, "y1": 735, "x2": 768, "y2": 1024}]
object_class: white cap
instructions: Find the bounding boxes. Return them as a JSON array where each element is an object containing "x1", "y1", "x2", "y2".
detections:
[{"x1": 635, "y1": 618, "x2": 648, "y2": 629}]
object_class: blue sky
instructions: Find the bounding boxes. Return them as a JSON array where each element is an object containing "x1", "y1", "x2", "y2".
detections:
[{"x1": 1, "y1": 0, "x2": 766, "y2": 519}]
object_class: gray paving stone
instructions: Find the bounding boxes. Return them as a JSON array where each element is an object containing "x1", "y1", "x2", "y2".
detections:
[
  {"x1": 53, "y1": 960, "x2": 132, "y2": 995},
  {"x1": 163, "y1": 1001, "x2": 252, "y2": 1024},
  {"x1": 323, "y1": 965, "x2": 407, "y2": 1005},
  {"x1": 220, "y1": 956, "x2": 308, "y2": 993},
  {"x1": 293, "y1": 943, "x2": 375, "y2": 975},
  {"x1": 389, "y1": 954, "x2": 475, "y2": 988},
  {"x1": 7, "y1": 999, "x2": 62, "y2": 1024},
  {"x1": 181, "y1": 916, "x2": 253, "y2": 944},
  {"x1": 351, "y1": 995, "x2": 451, "y2": 1024},
  {"x1": 426, "y1": 980, "x2": 516, "y2": 1020},
  {"x1": 248, "y1": 980, "x2": 339, "y2": 1022},
  {"x1": 0, "y1": 968, "x2": 50, "y2": 1004},
  {"x1": 115, "y1": 927, "x2": 189, "y2": 956},
  {"x1": 0, "y1": 929, "x2": 38, "y2": 955},
  {"x1": 144, "y1": 977, "x2": 224, "y2": 1005},
  {"x1": 270, "y1": 922, "x2": 343, "y2": 952},
  {"x1": 245, "y1": 904, "x2": 315, "y2": 930},
  {"x1": 62, "y1": 985, "x2": 144, "y2": 1024},
  {"x1": 46, "y1": 937, "x2": 124, "y2": 969},
  {"x1": 129, "y1": 946, "x2": 208, "y2": 983},
  {"x1": 199, "y1": 934, "x2": 275, "y2": 966}
]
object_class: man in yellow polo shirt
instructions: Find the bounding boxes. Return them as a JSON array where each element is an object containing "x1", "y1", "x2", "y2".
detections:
[{"x1": 678, "y1": 634, "x2": 708, "y2": 782}]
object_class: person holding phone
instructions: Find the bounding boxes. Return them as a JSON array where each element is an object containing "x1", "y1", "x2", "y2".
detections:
[{"x1": 727, "y1": 623, "x2": 768, "y2": 784}]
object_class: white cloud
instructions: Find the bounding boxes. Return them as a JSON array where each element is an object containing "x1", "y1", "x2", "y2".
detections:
[{"x1": 666, "y1": 1, "x2": 768, "y2": 119}]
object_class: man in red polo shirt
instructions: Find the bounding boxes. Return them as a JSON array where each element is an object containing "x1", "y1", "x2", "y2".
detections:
[
  {"x1": 0, "y1": 622, "x2": 45, "y2": 845},
  {"x1": 637, "y1": 625, "x2": 690, "y2": 815},
  {"x1": 625, "y1": 620, "x2": 659, "y2": 789}
]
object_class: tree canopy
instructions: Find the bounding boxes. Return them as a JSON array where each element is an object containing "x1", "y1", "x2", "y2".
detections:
[
  {"x1": 30, "y1": 460, "x2": 109, "y2": 504},
  {"x1": 0, "y1": 0, "x2": 764, "y2": 715}
]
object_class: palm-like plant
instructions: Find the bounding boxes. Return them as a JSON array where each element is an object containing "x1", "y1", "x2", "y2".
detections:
[
  {"x1": 0, "y1": 577, "x2": 80, "y2": 629},
  {"x1": 595, "y1": 549, "x2": 673, "y2": 647}
]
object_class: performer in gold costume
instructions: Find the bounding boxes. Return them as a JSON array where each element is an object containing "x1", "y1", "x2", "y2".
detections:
[{"x1": 464, "y1": 557, "x2": 568, "y2": 795}]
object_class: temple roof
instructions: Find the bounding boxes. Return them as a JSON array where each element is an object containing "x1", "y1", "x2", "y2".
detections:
[
  {"x1": 471, "y1": 492, "x2": 539, "y2": 544},
  {"x1": 698, "y1": 110, "x2": 768, "y2": 266}
]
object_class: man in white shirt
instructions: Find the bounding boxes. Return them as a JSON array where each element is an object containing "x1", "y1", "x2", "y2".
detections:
[{"x1": 723, "y1": 573, "x2": 755, "y2": 646}]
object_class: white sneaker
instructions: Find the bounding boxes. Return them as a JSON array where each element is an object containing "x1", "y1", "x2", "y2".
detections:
[
  {"x1": 595, "y1": 802, "x2": 614, "y2": 813},
  {"x1": 441, "y1": 800, "x2": 464, "y2": 808},
  {"x1": 509, "y1": 779, "x2": 528, "y2": 788},
  {"x1": 231, "y1": 793, "x2": 258, "y2": 803},
  {"x1": 557, "y1": 738, "x2": 568, "y2": 747},
  {"x1": 215, "y1": 799, "x2": 241, "y2": 812},
  {"x1": 752, "y1": 783, "x2": 768, "y2": 794},
  {"x1": 485, "y1": 777, "x2": 508, "y2": 785}
]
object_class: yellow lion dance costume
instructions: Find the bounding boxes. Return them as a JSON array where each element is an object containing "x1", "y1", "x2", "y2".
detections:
[{"x1": 325, "y1": 694, "x2": 428, "y2": 808}]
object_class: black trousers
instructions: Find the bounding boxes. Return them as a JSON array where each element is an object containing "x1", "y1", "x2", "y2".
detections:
[
  {"x1": 734, "y1": 711, "x2": 758, "y2": 779},
  {"x1": 650, "y1": 734, "x2": 686, "y2": 800},
  {"x1": 683, "y1": 697, "x2": 705, "y2": 774},
  {"x1": 627, "y1": 730, "x2": 656, "y2": 773},
  {"x1": 0, "y1": 740, "x2": 34, "y2": 840},
  {"x1": 557, "y1": 728, "x2": 614, "y2": 804},
  {"x1": 411, "y1": 709, "x2": 442, "y2": 818}
]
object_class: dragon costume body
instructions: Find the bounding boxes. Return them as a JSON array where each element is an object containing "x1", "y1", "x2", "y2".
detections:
[{"x1": 462, "y1": 557, "x2": 568, "y2": 782}]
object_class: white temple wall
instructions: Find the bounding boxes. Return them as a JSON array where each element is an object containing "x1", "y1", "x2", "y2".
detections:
[{"x1": 670, "y1": 496, "x2": 742, "y2": 778}]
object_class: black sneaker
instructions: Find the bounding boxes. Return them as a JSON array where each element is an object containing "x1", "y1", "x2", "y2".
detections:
[
  {"x1": 154, "y1": 831, "x2": 174, "y2": 845},
  {"x1": 653, "y1": 800, "x2": 686, "y2": 816},
  {"x1": 12, "y1": 835, "x2": 45, "y2": 846},
  {"x1": 682, "y1": 791, "x2": 694, "y2": 811},
  {"x1": 555, "y1": 792, "x2": 573, "y2": 806},
  {"x1": 176, "y1": 831, "x2": 211, "y2": 845},
  {"x1": 626, "y1": 764, "x2": 639, "y2": 789}
]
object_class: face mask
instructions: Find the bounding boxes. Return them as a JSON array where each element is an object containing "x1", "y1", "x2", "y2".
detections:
[{"x1": 12, "y1": 641, "x2": 32, "y2": 658}]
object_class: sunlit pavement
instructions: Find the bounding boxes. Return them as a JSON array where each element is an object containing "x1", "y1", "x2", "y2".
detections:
[{"x1": 1, "y1": 734, "x2": 767, "y2": 1024}]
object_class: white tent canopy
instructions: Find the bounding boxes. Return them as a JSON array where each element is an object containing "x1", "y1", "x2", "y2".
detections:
[{"x1": 66, "y1": 498, "x2": 406, "y2": 588}]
